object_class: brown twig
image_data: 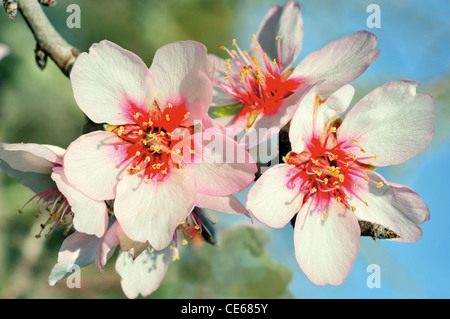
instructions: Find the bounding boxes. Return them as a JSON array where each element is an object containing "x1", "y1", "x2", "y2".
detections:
[{"x1": 16, "y1": 0, "x2": 79, "y2": 77}]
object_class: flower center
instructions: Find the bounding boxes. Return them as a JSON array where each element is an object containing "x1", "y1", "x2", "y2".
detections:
[
  {"x1": 19, "y1": 187, "x2": 73, "y2": 238},
  {"x1": 285, "y1": 129, "x2": 382, "y2": 217},
  {"x1": 109, "y1": 101, "x2": 193, "y2": 183},
  {"x1": 217, "y1": 36, "x2": 305, "y2": 129}
]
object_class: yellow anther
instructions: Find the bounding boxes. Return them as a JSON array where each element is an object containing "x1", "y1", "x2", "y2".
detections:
[
  {"x1": 135, "y1": 151, "x2": 141, "y2": 156},
  {"x1": 167, "y1": 103, "x2": 173, "y2": 108},
  {"x1": 161, "y1": 169, "x2": 167, "y2": 175},
  {"x1": 323, "y1": 213, "x2": 329, "y2": 220},
  {"x1": 353, "y1": 183, "x2": 358, "y2": 189},
  {"x1": 220, "y1": 46, "x2": 226, "y2": 50},
  {"x1": 145, "y1": 156, "x2": 151, "y2": 162},
  {"x1": 364, "y1": 201, "x2": 369, "y2": 207},
  {"x1": 351, "y1": 206, "x2": 356, "y2": 213},
  {"x1": 149, "y1": 248, "x2": 154, "y2": 253},
  {"x1": 184, "y1": 112, "x2": 190, "y2": 119},
  {"x1": 351, "y1": 138, "x2": 358, "y2": 143},
  {"x1": 311, "y1": 187, "x2": 317, "y2": 194},
  {"x1": 344, "y1": 196, "x2": 350, "y2": 201},
  {"x1": 275, "y1": 35, "x2": 282, "y2": 40},
  {"x1": 324, "y1": 178, "x2": 329, "y2": 185},
  {"x1": 251, "y1": 34, "x2": 256, "y2": 41},
  {"x1": 189, "y1": 149, "x2": 195, "y2": 154},
  {"x1": 138, "y1": 130, "x2": 143, "y2": 135},
  {"x1": 182, "y1": 239, "x2": 188, "y2": 245},
  {"x1": 315, "y1": 170, "x2": 322, "y2": 177},
  {"x1": 339, "y1": 174, "x2": 345, "y2": 182},
  {"x1": 194, "y1": 225, "x2": 200, "y2": 230},
  {"x1": 330, "y1": 127, "x2": 337, "y2": 133},
  {"x1": 243, "y1": 50, "x2": 248, "y2": 56},
  {"x1": 148, "y1": 121, "x2": 153, "y2": 126},
  {"x1": 377, "y1": 182, "x2": 384, "y2": 188},
  {"x1": 373, "y1": 154, "x2": 379, "y2": 160},
  {"x1": 169, "y1": 245, "x2": 175, "y2": 250},
  {"x1": 336, "y1": 197, "x2": 342, "y2": 203},
  {"x1": 165, "y1": 114, "x2": 170, "y2": 121},
  {"x1": 172, "y1": 254, "x2": 180, "y2": 261},
  {"x1": 232, "y1": 38, "x2": 236, "y2": 46},
  {"x1": 364, "y1": 176, "x2": 370, "y2": 181},
  {"x1": 230, "y1": 49, "x2": 237, "y2": 55}
]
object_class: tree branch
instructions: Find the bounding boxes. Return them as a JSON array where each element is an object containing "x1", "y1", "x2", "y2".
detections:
[{"x1": 16, "y1": 0, "x2": 79, "y2": 77}]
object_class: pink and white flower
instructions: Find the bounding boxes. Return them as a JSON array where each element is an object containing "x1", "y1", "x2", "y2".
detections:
[
  {"x1": 211, "y1": 0, "x2": 380, "y2": 145},
  {"x1": 49, "y1": 193, "x2": 250, "y2": 299},
  {"x1": 0, "y1": 43, "x2": 9, "y2": 61},
  {"x1": 246, "y1": 80, "x2": 435, "y2": 285},
  {"x1": 0, "y1": 143, "x2": 108, "y2": 237},
  {"x1": 64, "y1": 40, "x2": 256, "y2": 251}
]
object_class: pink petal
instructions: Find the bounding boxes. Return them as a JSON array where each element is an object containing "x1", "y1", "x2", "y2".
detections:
[
  {"x1": 251, "y1": 0, "x2": 304, "y2": 71},
  {"x1": 51, "y1": 166, "x2": 108, "y2": 238},
  {"x1": 149, "y1": 41, "x2": 214, "y2": 125},
  {"x1": 246, "y1": 164, "x2": 304, "y2": 228},
  {"x1": 70, "y1": 40, "x2": 155, "y2": 125},
  {"x1": 113, "y1": 169, "x2": 197, "y2": 250},
  {"x1": 291, "y1": 30, "x2": 380, "y2": 95},
  {"x1": 115, "y1": 247, "x2": 174, "y2": 299},
  {"x1": 353, "y1": 171, "x2": 430, "y2": 242},
  {"x1": 185, "y1": 132, "x2": 257, "y2": 197},
  {"x1": 0, "y1": 143, "x2": 62, "y2": 174},
  {"x1": 337, "y1": 80, "x2": 436, "y2": 166},
  {"x1": 63, "y1": 131, "x2": 132, "y2": 201},
  {"x1": 293, "y1": 199, "x2": 361, "y2": 285}
]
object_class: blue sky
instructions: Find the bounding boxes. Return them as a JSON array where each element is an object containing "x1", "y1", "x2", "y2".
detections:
[{"x1": 229, "y1": 0, "x2": 450, "y2": 299}]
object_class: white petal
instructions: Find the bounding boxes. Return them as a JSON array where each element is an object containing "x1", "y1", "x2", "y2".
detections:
[
  {"x1": 70, "y1": 40, "x2": 155, "y2": 125},
  {"x1": 291, "y1": 30, "x2": 380, "y2": 94},
  {"x1": 247, "y1": 164, "x2": 304, "y2": 228},
  {"x1": 353, "y1": 171, "x2": 430, "y2": 242},
  {"x1": 0, "y1": 143, "x2": 62, "y2": 174},
  {"x1": 48, "y1": 232, "x2": 100, "y2": 286},
  {"x1": 252, "y1": 0, "x2": 304, "y2": 71},
  {"x1": 196, "y1": 193, "x2": 249, "y2": 217},
  {"x1": 150, "y1": 41, "x2": 214, "y2": 125},
  {"x1": 293, "y1": 199, "x2": 360, "y2": 285},
  {"x1": 114, "y1": 169, "x2": 196, "y2": 250},
  {"x1": 115, "y1": 248, "x2": 174, "y2": 299},
  {"x1": 289, "y1": 84, "x2": 355, "y2": 152},
  {"x1": 63, "y1": 131, "x2": 131, "y2": 201},
  {"x1": 337, "y1": 80, "x2": 436, "y2": 166},
  {"x1": 51, "y1": 167, "x2": 108, "y2": 238}
]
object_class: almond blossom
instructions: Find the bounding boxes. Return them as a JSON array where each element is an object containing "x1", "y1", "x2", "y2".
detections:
[
  {"x1": 0, "y1": 143, "x2": 108, "y2": 238},
  {"x1": 64, "y1": 40, "x2": 256, "y2": 251},
  {"x1": 246, "y1": 80, "x2": 435, "y2": 285},
  {"x1": 211, "y1": 0, "x2": 380, "y2": 146},
  {"x1": 49, "y1": 193, "x2": 250, "y2": 299}
]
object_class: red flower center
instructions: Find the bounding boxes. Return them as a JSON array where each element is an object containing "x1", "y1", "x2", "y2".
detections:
[
  {"x1": 217, "y1": 36, "x2": 305, "y2": 129},
  {"x1": 285, "y1": 128, "x2": 381, "y2": 216},
  {"x1": 110, "y1": 100, "x2": 194, "y2": 182}
]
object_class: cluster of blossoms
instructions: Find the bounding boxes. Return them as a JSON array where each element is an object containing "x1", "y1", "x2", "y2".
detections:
[{"x1": 0, "y1": 0, "x2": 435, "y2": 298}]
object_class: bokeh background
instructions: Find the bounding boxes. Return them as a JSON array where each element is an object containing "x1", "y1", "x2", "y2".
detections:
[{"x1": 0, "y1": 0, "x2": 448, "y2": 299}]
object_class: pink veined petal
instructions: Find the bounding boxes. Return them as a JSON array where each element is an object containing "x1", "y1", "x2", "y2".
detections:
[
  {"x1": 251, "y1": 0, "x2": 304, "y2": 72},
  {"x1": 353, "y1": 171, "x2": 430, "y2": 243},
  {"x1": 63, "y1": 131, "x2": 132, "y2": 201},
  {"x1": 289, "y1": 84, "x2": 355, "y2": 152},
  {"x1": 96, "y1": 222, "x2": 120, "y2": 273},
  {"x1": 70, "y1": 40, "x2": 155, "y2": 125},
  {"x1": 246, "y1": 164, "x2": 304, "y2": 228},
  {"x1": 337, "y1": 80, "x2": 436, "y2": 167},
  {"x1": 293, "y1": 198, "x2": 361, "y2": 286},
  {"x1": 115, "y1": 247, "x2": 174, "y2": 299},
  {"x1": 113, "y1": 169, "x2": 197, "y2": 250},
  {"x1": 196, "y1": 193, "x2": 250, "y2": 217},
  {"x1": 48, "y1": 231, "x2": 100, "y2": 286},
  {"x1": 149, "y1": 41, "x2": 214, "y2": 125},
  {"x1": 0, "y1": 143, "x2": 63, "y2": 174},
  {"x1": 291, "y1": 30, "x2": 380, "y2": 95},
  {"x1": 51, "y1": 166, "x2": 108, "y2": 238},
  {"x1": 184, "y1": 132, "x2": 257, "y2": 197}
]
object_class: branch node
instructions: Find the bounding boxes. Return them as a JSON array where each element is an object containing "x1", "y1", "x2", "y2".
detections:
[
  {"x1": 34, "y1": 44, "x2": 47, "y2": 70},
  {"x1": 3, "y1": 0, "x2": 18, "y2": 20},
  {"x1": 39, "y1": 0, "x2": 56, "y2": 7},
  {"x1": 359, "y1": 220, "x2": 400, "y2": 240}
]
